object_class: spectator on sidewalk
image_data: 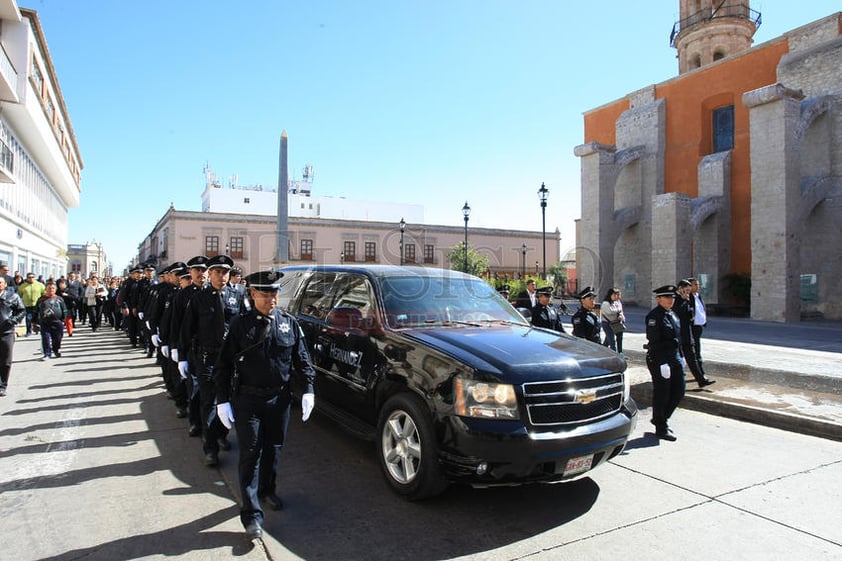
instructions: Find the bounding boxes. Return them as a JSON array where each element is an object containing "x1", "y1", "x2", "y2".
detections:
[
  {"x1": 36, "y1": 282, "x2": 68, "y2": 360},
  {"x1": 65, "y1": 272, "x2": 84, "y2": 326},
  {"x1": 600, "y1": 288, "x2": 626, "y2": 354},
  {"x1": 0, "y1": 262, "x2": 14, "y2": 294},
  {"x1": 0, "y1": 276, "x2": 26, "y2": 396},
  {"x1": 18, "y1": 272, "x2": 45, "y2": 336},
  {"x1": 688, "y1": 277, "x2": 709, "y2": 376},
  {"x1": 674, "y1": 279, "x2": 715, "y2": 388},
  {"x1": 84, "y1": 275, "x2": 107, "y2": 331}
]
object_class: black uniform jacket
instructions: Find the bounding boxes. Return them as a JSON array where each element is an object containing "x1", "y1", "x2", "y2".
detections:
[
  {"x1": 180, "y1": 283, "x2": 247, "y2": 354},
  {"x1": 530, "y1": 303, "x2": 565, "y2": 333},
  {"x1": 571, "y1": 307, "x2": 600, "y2": 343},
  {"x1": 645, "y1": 305, "x2": 683, "y2": 364},
  {"x1": 0, "y1": 290, "x2": 25, "y2": 335},
  {"x1": 215, "y1": 308, "x2": 316, "y2": 404}
]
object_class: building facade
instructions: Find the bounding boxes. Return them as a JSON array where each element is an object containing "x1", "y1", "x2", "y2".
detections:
[
  {"x1": 0, "y1": 3, "x2": 82, "y2": 280},
  {"x1": 66, "y1": 241, "x2": 108, "y2": 278},
  {"x1": 576, "y1": 7, "x2": 842, "y2": 321},
  {"x1": 138, "y1": 205, "x2": 558, "y2": 283}
]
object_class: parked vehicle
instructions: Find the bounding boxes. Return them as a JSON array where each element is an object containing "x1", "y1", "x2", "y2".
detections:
[{"x1": 276, "y1": 265, "x2": 638, "y2": 499}]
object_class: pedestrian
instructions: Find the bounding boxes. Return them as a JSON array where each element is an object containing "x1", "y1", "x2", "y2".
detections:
[
  {"x1": 84, "y1": 275, "x2": 106, "y2": 331},
  {"x1": 674, "y1": 280, "x2": 715, "y2": 388},
  {"x1": 645, "y1": 284, "x2": 685, "y2": 441},
  {"x1": 65, "y1": 272, "x2": 83, "y2": 326},
  {"x1": 0, "y1": 261, "x2": 14, "y2": 293},
  {"x1": 17, "y1": 272, "x2": 45, "y2": 336},
  {"x1": 56, "y1": 278, "x2": 74, "y2": 336},
  {"x1": 600, "y1": 288, "x2": 626, "y2": 354},
  {"x1": 36, "y1": 282, "x2": 68, "y2": 360},
  {"x1": 514, "y1": 279, "x2": 538, "y2": 310},
  {"x1": 179, "y1": 254, "x2": 248, "y2": 467},
  {"x1": 0, "y1": 276, "x2": 26, "y2": 396},
  {"x1": 571, "y1": 286, "x2": 601, "y2": 343},
  {"x1": 688, "y1": 277, "x2": 709, "y2": 377},
  {"x1": 530, "y1": 286, "x2": 566, "y2": 333},
  {"x1": 215, "y1": 270, "x2": 316, "y2": 540}
]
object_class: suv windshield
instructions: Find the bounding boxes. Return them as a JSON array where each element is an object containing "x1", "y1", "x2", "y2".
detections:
[{"x1": 379, "y1": 275, "x2": 528, "y2": 328}]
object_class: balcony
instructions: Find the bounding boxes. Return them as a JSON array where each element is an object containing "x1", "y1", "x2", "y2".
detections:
[
  {"x1": 670, "y1": 3, "x2": 761, "y2": 46},
  {"x1": 0, "y1": 137, "x2": 14, "y2": 183},
  {"x1": 0, "y1": 42, "x2": 18, "y2": 103}
]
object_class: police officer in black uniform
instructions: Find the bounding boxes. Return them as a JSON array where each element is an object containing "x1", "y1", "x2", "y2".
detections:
[
  {"x1": 160, "y1": 264, "x2": 190, "y2": 419},
  {"x1": 121, "y1": 266, "x2": 143, "y2": 346},
  {"x1": 215, "y1": 270, "x2": 315, "y2": 540},
  {"x1": 180, "y1": 254, "x2": 248, "y2": 467},
  {"x1": 571, "y1": 286, "x2": 601, "y2": 343},
  {"x1": 530, "y1": 286, "x2": 566, "y2": 333},
  {"x1": 171, "y1": 255, "x2": 208, "y2": 437},
  {"x1": 137, "y1": 263, "x2": 157, "y2": 357},
  {"x1": 645, "y1": 284, "x2": 686, "y2": 441}
]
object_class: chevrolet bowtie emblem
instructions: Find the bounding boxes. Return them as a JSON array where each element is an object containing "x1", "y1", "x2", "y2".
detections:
[{"x1": 574, "y1": 389, "x2": 597, "y2": 404}]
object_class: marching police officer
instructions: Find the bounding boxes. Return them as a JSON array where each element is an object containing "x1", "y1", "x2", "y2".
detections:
[
  {"x1": 571, "y1": 286, "x2": 601, "y2": 343},
  {"x1": 215, "y1": 270, "x2": 315, "y2": 540},
  {"x1": 645, "y1": 284, "x2": 686, "y2": 441},
  {"x1": 170, "y1": 255, "x2": 208, "y2": 437},
  {"x1": 179, "y1": 254, "x2": 247, "y2": 467},
  {"x1": 530, "y1": 286, "x2": 566, "y2": 333}
]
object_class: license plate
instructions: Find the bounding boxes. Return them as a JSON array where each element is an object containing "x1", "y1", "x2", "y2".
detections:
[{"x1": 562, "y1": 454, "x2": 594, "y2": 476}]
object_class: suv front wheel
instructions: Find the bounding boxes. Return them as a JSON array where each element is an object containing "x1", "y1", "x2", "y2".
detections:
[{"x1": 377, "y1": 393, "x2": 448, "y2": 500}]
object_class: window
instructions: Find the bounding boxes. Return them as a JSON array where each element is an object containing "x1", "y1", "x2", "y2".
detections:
[
  {"x1": 301, "y1": 239, "x2": 313, "y2": 261},
  {"x1": 713, "y1": 105, "x2": 734, "y2": 153},
  {"x1": 424, "y1": 244, "x2": 434, "y2": 264},
  {"x1": 230, "y1": 236, "x2": 244, "y2": 259},
  {"x1": 405, "y1": 244, "x2": 416, "y2": 264},
  {"x1": 71, "y1": 262, "x2": 81, "y2": 273},
  {"x1": 205, "y1": 235, "x2": 220, "y2": 257},
  {"x1": 31, "y1": 58, "x2": 44, "y2": 95},
  {"x1": 365, "y1": 242, "x2": 376, "y2": 262},
  {"x1": 343, "y1": 241, "x2": 356, "y2": 262},
  {"x1": 243, "y1": 198, "x2": 250, "y2": 204}
]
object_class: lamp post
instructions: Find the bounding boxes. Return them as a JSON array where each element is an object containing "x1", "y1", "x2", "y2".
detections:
[
  {"x1": 399, "y1": 217, "x2": 406, "y2": 266},
  {"x1": 461, "y1": 201, "x2": 471, "y2": 273},
  {"x1": 538, "y1": 182, "x2": 548, "y2": 280},
  {"x1": 521, "y1": 243, "x2": 527, "y2": 279}
]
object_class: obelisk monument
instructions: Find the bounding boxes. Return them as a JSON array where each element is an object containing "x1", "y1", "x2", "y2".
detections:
[{"x1": 275, "y1": 130, "x2": 289, "y2": 263}]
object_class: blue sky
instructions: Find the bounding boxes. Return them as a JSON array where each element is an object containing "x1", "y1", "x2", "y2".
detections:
[{"x1": 29, "y1": 0, "x2": 841, "y2": 270}]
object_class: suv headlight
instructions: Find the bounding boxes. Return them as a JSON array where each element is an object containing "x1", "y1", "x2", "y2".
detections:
[{"x1": 454, "y1": 377, "x2": 519, "y2": 420}]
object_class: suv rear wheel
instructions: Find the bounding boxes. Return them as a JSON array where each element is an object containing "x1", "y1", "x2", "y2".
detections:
[{"x1": 377, "y1": 393, "x2": 447, "y2": 500}]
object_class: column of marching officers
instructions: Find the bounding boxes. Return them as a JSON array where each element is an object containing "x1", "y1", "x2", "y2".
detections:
[{"x1": 123, "y1": 254, "x2": 315, "y2": 540}]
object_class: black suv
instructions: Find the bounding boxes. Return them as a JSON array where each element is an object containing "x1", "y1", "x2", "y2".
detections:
[{"x1": 277, "y1": 265, "x2": 637, "y2": 499}]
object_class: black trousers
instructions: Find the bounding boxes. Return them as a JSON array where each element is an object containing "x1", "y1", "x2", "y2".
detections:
[
  {"x1": 232, "y1": 391, "x2": 292, "y2": 527},
  {"x1": 192, "y1": 351, "x2": 228, "y2": 454},
  {"x1": 647, "y1": 354, "x2": 685, "y2": 430},
  {"x1": 0, "y1": 331, "x2": 15, "y2": 390},
  {"x1": 691, "y1": 324, "x2": 706, "y2": 373}
]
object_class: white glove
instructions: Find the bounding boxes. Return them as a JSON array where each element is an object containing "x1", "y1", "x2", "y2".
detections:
[
  {"x1": 301, "y1": 393, "x2": 315, "y2": 422},
  {"x1": 138, "y1": 312, "x2": 144, "y2": 320},
  {"x1": 151, "y1": 334, "x2": 161, "y2": 347},
  {"x1": 161, "y1": 345, "x2": 169, "y2": 357},
  {"x1": 145, "y1": 320, "x2": 151, "y2": 330},
  {"x1": 679, "y1": 356, "x2": 687, "y2": 369},
  {"x1": 660, "y1": 363, "x2": 671, "y2": 379},
  {"x1": 171, "y1": 348, "x2": 179, "y2": 362},
  {"x1": 217, "y1": 402, "x2": 235, "y2": 429},
  {"x1": 178, "y1": 361, "x2": 189, "y2": 380}
]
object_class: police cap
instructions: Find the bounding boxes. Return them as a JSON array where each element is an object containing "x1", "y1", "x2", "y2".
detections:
[
  {"x1": 130, "y1": 264, "x2": 143, "y2": 274},
  {"x1": 143, "y1": 262, "x2": 156, "y2": 271},
  {"x1": 498, "y1": 284, "x2": 510, "y2": 294},
  {"x1": 536, "y1": 286, "x2": 554, "y2": 297},
  {"x1": 206, "y1": 254, "x2": 234, "y2": 270},
  {"x1": 245, "y1": 270, "x2": 284, "y2": 292},
  {"x1": 186, "y1": 255, "x2": 208, "y2": 269},
  {"x1": 578, "y1": 286, "x2": 596, "y2": 299},
  {"x1": 653, "y1": 285, "x2": 677, "y2": 297},
  {"x1": 677, "y1": 279, "x2": 692, "y2": 288},
  {"x1": 168, "y1": 262, "x2": 187, "y2": 277}
]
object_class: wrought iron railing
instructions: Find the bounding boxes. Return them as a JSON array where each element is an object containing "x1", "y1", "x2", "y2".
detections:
[{"x1": 670, "y1": 2, "x2": 762, "y2": 46}]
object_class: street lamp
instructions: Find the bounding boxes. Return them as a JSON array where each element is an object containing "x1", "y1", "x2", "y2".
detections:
[
  {"x1": 521, "y1": 243, "x2": 527, "y2": 279},
  {"x1": 399, "y1": 217, "x2": 406, "y2": 266},
  {"x1": 462, "y1": 201, "x2": 471, "y2": 273},
  {"x1": 538, "y1": 182, "x2": 548, "y2": 280}
]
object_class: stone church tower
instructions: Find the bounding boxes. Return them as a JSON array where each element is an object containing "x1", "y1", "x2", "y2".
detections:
[{"x1": 671, "y1": 0, "x2": 761, "y2": 74}]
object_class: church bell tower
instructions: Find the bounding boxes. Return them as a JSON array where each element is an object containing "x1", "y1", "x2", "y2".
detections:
[{"x1": 670, "y1": 1, "x2": 761, "y2": 74}]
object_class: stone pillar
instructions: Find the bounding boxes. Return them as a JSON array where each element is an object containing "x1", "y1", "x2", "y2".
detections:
[
  {"x1": 651, "y1": 192, "x2": 692, "y2": 305},
  {"x1": 695, "y1": 151, "x2": 732, "y2": 305},
  {"x1": 574, "y1": 142, "x2": 616, "y2": 294},
  {"x1": 743, "y1": 84, "x2": 805, "y2": 322}
]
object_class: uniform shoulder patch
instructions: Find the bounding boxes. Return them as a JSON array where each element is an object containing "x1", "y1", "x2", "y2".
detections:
[{"x1": 647, "y1": 318, "x2": 656, "y2": 326}]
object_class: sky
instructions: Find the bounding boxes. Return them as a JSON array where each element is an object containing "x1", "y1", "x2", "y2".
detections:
[{"x1": 26, "y1": 0, "x2": 842, "y2": 270}]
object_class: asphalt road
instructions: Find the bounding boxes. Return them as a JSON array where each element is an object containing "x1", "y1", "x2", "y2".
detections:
[{"x1": 1, "y1": 325, "x2": 841, "y2": 560}]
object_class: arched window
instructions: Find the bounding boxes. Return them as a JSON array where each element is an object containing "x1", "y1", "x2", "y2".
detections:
[{"x1": 713, "y1": 49, "x2": 726, "y2": 61}]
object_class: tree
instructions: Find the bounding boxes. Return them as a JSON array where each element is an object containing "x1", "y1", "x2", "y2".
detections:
[{"x1": 447, "y1": 242, "x2": 489, "y2": 277}]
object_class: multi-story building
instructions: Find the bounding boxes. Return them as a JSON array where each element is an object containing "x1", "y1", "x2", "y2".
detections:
[
  {"x1": 0, "y1": 3, "x2": 82, "y2": 280},
  {"x1": 576, "y1": 2, "x2": 841, "y2": 321},
  {"x1": 66, "y1": 241, "x2": 108, "y2": 278}
]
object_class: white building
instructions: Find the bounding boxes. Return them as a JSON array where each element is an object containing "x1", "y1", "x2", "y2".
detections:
[
  {"x1": 0, "y1": 2, "x2": 82, "y2": 279},
  {"x1": 200, "y1": 164, "x2": 424, "y2": 224}
]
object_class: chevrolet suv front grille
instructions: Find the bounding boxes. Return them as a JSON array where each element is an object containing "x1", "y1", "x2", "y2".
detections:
[{"x1": 522, "y1": 373, "x2": 624, "y2": 426}]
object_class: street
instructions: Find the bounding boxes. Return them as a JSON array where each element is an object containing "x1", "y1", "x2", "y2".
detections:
[{"x1": 0, "y1": 327, "x2": 841, "y2": 560}]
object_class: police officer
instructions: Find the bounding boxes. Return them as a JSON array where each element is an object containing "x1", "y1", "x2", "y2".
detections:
[
  {"x1": 215, "y1": 270, "x2": 315, "y2": 540},
  {"x1": 179, "y1": 254, "x2": 247, "y2": 467},
  {"x1": 146, "y1": 263, "x2": 180, "y2": 405},
  {"x1": 571, "y1": 286, "x2": 601, "y2": 343},
  {"x1": 645, "y1": 284, "x2": 685, "y2": 441},
  {"x1": 674, "y1": 279, "x2": 715, "y2": 388},
  {"x1": 120, "y1": 266, "x2": 143, "y2": 347},
  {"x1": 170, "y1": 255, "x2": 208, "y2": 437},
  {"x1": 530, "y1": 286, "x2": 566, "y2": 333},
  {"x1": 160, "y1": 264, "x2": 190, "y2": 419}
]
